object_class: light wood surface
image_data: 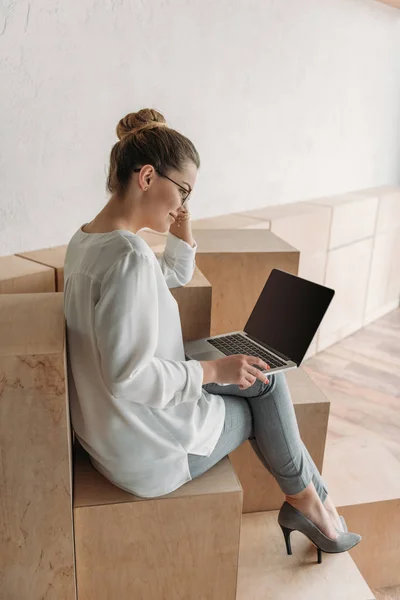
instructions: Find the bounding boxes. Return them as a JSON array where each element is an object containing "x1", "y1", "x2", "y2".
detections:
[
  {"x1": 16, "y1": 245, "x2": 67, "y2": 291},
  {"x1": 0, "y1": 292, "x2": 65, "y2": 356},
  {"x1": 239, "y1": 201, "x2": 331, "y2": 254},
  {"x1": 303, "y1": 308, "x2": 400, "y2": 589},
  {"x1": 304, "y1": 308, "x2": 400, "y2": 462},
  {"x1": 236, "y1": 511, "x2": 375, "y2": 600},
  {"x1": 0, "y1": 254, "x2": 55, "y2": 293},
  {"x1": 188, "y1": 227, "x2": 300, "y2": 254},
  {"x1": 0, "y1": 293, "x2": 75, "y2": 599},
  {"x1": 191, "y1": 213, "x2": 271, "y2": 230},
  {"x1": 73, "y1": 440, "x2": 242, "y2": 507},
  {"x1": 336, "y1": 498, "x2": 400, "y2": 590},
  {"x1": 73, "y1": 443, "x2": 243, "y2": 600}
]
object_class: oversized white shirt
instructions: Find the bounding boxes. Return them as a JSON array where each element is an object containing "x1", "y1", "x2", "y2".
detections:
[{"x1": 63, "y1": 225, "x2": 226, "y2": 498}]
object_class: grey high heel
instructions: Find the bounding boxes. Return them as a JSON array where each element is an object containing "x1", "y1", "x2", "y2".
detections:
[{"x1": 278, "y1": 501, "x2": 361, "y2": 564}]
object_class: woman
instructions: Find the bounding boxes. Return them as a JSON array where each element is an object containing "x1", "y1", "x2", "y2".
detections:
[{"x1": 64, "y1": 108, "x2": 361, "y2": 563}]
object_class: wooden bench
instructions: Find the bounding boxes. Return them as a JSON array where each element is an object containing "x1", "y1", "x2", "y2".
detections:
[{"x1": 73, "y1": 440, "x2": 242, "y2": 600}]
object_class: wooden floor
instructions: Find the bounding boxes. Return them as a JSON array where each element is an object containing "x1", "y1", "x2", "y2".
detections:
[{"x1": 303, "y1": 307, "x2": 400, "y2": 600}]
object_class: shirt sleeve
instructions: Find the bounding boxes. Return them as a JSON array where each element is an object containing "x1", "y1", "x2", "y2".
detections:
[
  {"x1": 156, "y1": 231, "x2": 197, "y2": 288},
  {"x1": 94, "y1": 249, "x2": 204, "y2": 409}
]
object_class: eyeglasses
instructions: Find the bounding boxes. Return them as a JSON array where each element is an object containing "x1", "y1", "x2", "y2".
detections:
[{"x1": 133, "y1": 167, "x2": 191, "y2": 206}]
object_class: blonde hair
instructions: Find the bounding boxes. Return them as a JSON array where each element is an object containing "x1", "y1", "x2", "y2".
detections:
[{"x1": 107, "y1": 108, "x2": 200, "y2": 197}]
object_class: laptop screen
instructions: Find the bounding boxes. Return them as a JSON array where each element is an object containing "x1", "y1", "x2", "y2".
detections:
[{"x1": 244, "y1": 269, "x2": 335, "y2": 365}]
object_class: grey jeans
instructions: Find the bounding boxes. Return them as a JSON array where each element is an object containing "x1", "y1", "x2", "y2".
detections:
[{"x1": 187, "y1": 372, "x2": 328, "y2": 503}]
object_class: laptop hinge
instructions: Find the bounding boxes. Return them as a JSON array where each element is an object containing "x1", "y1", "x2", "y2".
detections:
[{"x1": 244, "y1": 332, "x2": 293, "y2": 363}]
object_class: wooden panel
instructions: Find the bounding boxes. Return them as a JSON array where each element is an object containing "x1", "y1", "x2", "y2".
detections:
[
  {"x1": 364, "y1": 229, "x2": 400, "y2": 323},
  {"x1": 241, "y1": 201, "x2": 331, "y2": 254},
  {"x1": 16, "y1": 245, "x2": 67, "y2": 292},
  {"x1": 307, "y1": 193, "x2": 378, "y2": 250},
  {"x1": 321, "y1": 436, "x2": 400, "y2": 589},
  {"x1": 0, "y1": 255, "x2": 55, "y2": 294},
  {"x1": 317, "y1": 238, "x2": 374, "y2": 353},
  {"x1": 188, "y1": 228, "x2": 299, "y2": 254},
  {"x1": 0, "y1": 292, "x2": 65, "y2": 356},
  {"x1": 74, "y1": 447, "x2": 243, "y2": 600},
  {"x1": 0, "y1": 293, "x2": 76, "y2": 599},
  {"x1": 75, "y1": 492, "x2": 242, "y2": 600},
  {"x1": 191, "y1": 213, "x2": 270, "y2": 230},
  {"x1": 339, "y1": 500, "x2": 400, "y2": 590}
]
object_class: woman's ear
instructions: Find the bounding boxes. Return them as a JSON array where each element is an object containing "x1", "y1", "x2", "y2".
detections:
[{"x1": 138, "y1": 165, "x2": 154, "y2": 191}]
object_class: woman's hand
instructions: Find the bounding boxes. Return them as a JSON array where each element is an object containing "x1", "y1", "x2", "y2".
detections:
[
  {"x1": 172, "y1": 206, "x2": 191, "y2": 228},
  {"x1": 168, "y1": 205, "x2": 194, "y2": 246},
  {"x1": 213, "y1": 354, "x2": 271, "y2": 390}
]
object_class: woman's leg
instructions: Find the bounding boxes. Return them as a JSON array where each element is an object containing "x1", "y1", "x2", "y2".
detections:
[
  {"x1": 245, "y1": 372, "x2": 329, "y2": 503},
  {"x1": 189, "y1": 373, "x2": 327, "y2": 499},
  {"x1": 189, "y1": 372, "x2": 340, "y2": 537}
]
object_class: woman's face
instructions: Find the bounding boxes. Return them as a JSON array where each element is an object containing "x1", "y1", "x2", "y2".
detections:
[{"x1": 138, "y1": 161, "x2": 197, "y2": 233}]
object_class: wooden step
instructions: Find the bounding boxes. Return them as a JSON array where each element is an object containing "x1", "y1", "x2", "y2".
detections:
[
  {"x1": 191, "y1": 213, "x2": 270, "y2": 230},
  {"x1": 322, "y1": 435, "x2": 400, "y2": 589},
  {"x1": 16, "y1": 245, "x2": 67, "y2": 291},
  {"x1": 236, "y1": 511, "x2": 375, "y2": 600},
  {"x1": 0, "y1": 253, "x2": 55, "y2": 293},
  {"x1": 73, "y1": 442, "x2": 243, "y2": 600}
]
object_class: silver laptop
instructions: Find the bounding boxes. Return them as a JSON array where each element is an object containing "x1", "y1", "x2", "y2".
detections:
[{"x1": 184, "y1": 268, "x2": 335, "y2": 383}]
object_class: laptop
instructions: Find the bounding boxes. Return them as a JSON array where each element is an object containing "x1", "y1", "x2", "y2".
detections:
[{"x1": 184, "y1": 268, "x2": 335, "y2": 383}]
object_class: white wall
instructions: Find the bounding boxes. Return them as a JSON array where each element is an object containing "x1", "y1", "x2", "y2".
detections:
[{"x1": 1, "y1": 0, "x2": 400, "y2": 255}]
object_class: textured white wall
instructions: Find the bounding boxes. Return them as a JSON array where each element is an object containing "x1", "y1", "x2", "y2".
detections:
[{"x1": 1, "y1": 0, "x2": 400, "y2": 254}]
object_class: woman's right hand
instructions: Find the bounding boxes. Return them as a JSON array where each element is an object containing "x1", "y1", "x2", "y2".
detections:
[{"x1": 213, "y1": 354, "x2": 271, "y2": 390}]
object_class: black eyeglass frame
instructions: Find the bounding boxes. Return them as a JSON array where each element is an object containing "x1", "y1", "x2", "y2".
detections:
[{"x1": 133, "y1": 167, "x2": 191, "y2": 207}]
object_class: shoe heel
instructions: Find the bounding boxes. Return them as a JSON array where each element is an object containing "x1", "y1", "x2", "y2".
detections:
[
  {"x1": 280, "y1": 524, "x2": 294, "y2": 555},
  {"x1": 280, "y1": 524, "x2": 324, "y2": 564}
]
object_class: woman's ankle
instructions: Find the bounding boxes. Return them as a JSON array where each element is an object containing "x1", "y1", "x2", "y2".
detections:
[{"x1": 285, "y1": 481, "x2": 318, "y2": 504}]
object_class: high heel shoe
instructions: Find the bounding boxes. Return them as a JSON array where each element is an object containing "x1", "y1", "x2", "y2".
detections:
[{"x1": 278, "y1": 501, "x2": 361, "y2": 564}]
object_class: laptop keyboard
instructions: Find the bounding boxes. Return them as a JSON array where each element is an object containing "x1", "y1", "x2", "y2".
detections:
[{"x1": 207, "y1": 333, "x2": 287, "y2": 369}]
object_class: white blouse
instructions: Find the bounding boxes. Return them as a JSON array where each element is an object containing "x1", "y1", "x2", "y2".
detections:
[{"x1": 63, "y1": 225, "x2": 225, "y2": 498}]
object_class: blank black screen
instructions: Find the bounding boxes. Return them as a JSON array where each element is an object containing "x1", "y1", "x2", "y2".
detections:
[{"x1": 244, "y1": 269, "x2": 335, "y2": 365}]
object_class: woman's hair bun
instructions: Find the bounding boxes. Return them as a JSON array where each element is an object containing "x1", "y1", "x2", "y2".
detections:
[{"x1": 116, "y1": 108, "x2": 167, "y2": 141}]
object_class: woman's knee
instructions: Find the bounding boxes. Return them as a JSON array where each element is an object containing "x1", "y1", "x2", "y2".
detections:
[{"x1": 250, "y1": 372, "x2": 279, "y2": 397}]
